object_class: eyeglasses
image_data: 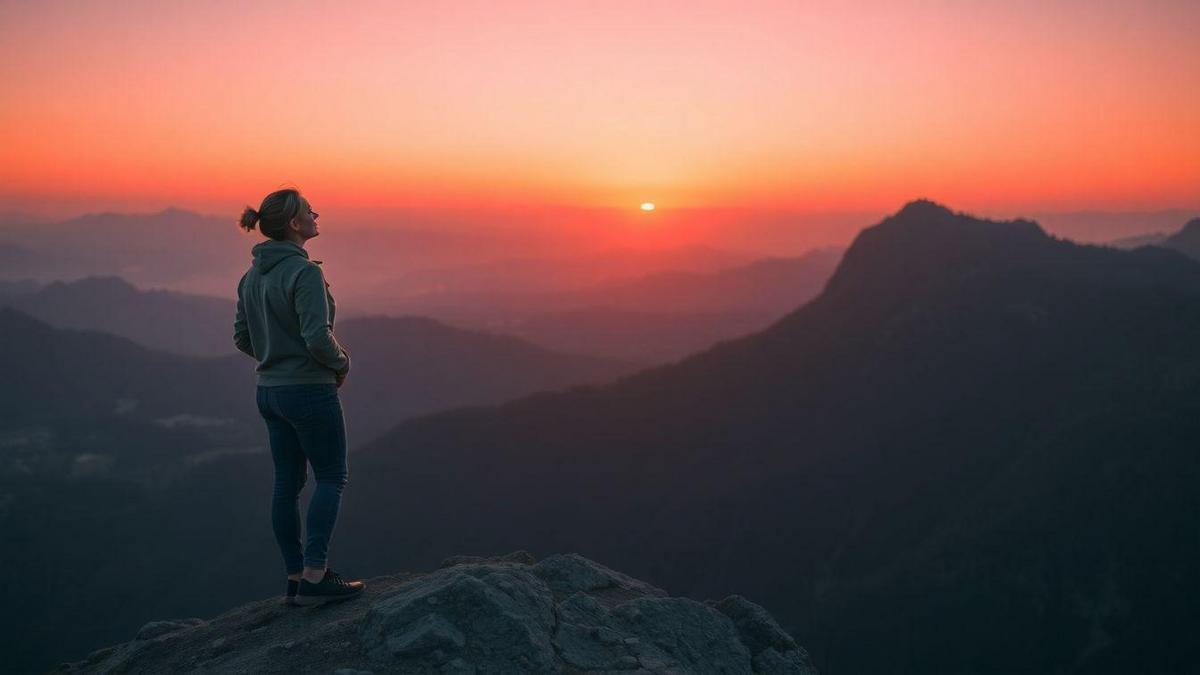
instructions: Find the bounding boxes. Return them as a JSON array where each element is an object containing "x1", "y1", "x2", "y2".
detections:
[{"x1": 308, "y1": 209, "x2": 319, "y2": 221}]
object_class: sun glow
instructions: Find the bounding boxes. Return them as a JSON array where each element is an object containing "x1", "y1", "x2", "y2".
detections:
[{"x1": 640, "y1": 202, "x2": 656, "y2": 212}]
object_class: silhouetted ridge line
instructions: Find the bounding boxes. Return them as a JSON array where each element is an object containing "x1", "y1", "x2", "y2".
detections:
[
  {"x1": 822, "y1": 199, "x2": 1049, "y2": 302},
  {"x1": 1161, "y1": 216, "x2": 1200, "y2": 260}
]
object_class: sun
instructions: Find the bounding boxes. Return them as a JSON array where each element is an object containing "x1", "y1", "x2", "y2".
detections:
[{"x1": 640, "y1": 202, "x2": 656, "y2": 212}]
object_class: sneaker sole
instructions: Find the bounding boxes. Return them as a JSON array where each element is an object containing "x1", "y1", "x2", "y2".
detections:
[{"x1": 293, "y1": 590, "x2": 364, "y2": 607}]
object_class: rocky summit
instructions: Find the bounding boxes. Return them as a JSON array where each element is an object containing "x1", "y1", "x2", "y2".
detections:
[{"x1": 56, "y1": 551, "x2": 816, "y2": 674}]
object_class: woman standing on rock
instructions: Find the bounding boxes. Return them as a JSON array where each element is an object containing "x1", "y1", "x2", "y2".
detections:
[{"x1": 234, "y1": 187, "x2": 365, "y2": 606}]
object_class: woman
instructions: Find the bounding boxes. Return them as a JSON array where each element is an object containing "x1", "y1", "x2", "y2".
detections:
[{"x1": 234, "y1": 188, "x2": 365, "y2": 606}]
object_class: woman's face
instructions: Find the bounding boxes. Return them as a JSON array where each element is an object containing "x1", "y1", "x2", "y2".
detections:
[{"x1": 291, "y1": 199, "x2": 320, "y2": 240}]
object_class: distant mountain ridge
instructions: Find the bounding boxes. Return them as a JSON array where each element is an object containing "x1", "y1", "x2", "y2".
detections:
[
  {"x1": 1, "y1": 275, "x2": 237, "y2": 356},
  {"x1": 0, "y1": 204, "x2": 839, "y2": 363},
  {"x1": 378, "y1": 248, "x2": 842, "y2": 362},
  {"x1": 333, "y1": 314, "x2": 640, "y2": 442},
  {"x1": 1160, "y1": 216, "x2": 1200, "y2": 259},
  {"x1": 0, "y1": 248, "x2": 839, "y2": 365},
  {"x1": 0, "y1": 303, "x2": 637, "y2": 447}
]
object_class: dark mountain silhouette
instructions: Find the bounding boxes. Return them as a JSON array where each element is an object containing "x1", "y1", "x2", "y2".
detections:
[
  {"x1": 321, "y1": 199, "x2": 1200, "y2": 674},
  {"x1": 0, "y1": 306, "x2": 252, "y2": 426},
  {"x1": 1, "y1": 276, "x2": 237, "y2": 356},
  {"x1": 0, "y1": 305, "x2": 635, "y2": 448},
  {"x1": 1159, "y1": 216, "x2": 1200, "y2": 259},
  {"x1": 0, "y1": 275, "x2": 649, "y2": 411},
  {"x1": 0, "y1": 278, "x2": 43, "y2": 301},
  {"x1": 334, "y1": 315, "x2": 640, "y2": 442},
  {"x1": 54, "y1": 552, "x2": 817, "y2": 674}
]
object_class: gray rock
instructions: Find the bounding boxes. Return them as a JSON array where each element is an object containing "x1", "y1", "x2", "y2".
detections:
[
  {"x1": 554, "y1": 586, "x2": 757, "y2": 674},
  {"x1": 360, "y1": 562, "x2": 558, "y2": 672},
  {"x1": 611, "y1": 596, "x2": 752, "y2": 674},
  {"x1": 708, "y1": 595, "x2": 795, "y2": 654},
  {"x1": 62, "y1": 552, "x2": 814, "y2": 675},
  {"x1": 753, "y1": 646, "x2": 818, "y2": 675},
  {"x1": 532, "y1": 553, "x2": 667, "y2": 600},
  {"x1": 554, "y1": 592, "x2": 635, "y2": 671},
  {"x1": 134, "y1": 618, "x2": 205, "y2": 641},
  {"x1": 385, "y1": 613, "x2": 465, "y2": 657},
  {"x1": 710, "y1": 595, "x2": 817, "y2": 674},
  {"x1": 83, "y1": 646, "x2": 113, "y2": 665},
  {"x1": 439, "y1": 657, "x2": 475, "y2": 674}
]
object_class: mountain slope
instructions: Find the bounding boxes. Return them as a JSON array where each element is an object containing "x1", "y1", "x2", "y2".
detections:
[
  {"x1": 0, "y1": 306, "x2": 252, "y2": 425},
  {"x1": 1, "y1": 275, "x2": 236, "y2": 356},
  {"x1": 334, "y1": 315, "x2": 641, "y2": 442},
  {"x1": 1160, "y1": 216, "x2": 1200, "y2": 259},
  {"x1": 0, "y1": 301, "x2": 638, "y2": 445},
  {"x1": 337, "y1": 200, "x2": 1200, "y2": 674}
]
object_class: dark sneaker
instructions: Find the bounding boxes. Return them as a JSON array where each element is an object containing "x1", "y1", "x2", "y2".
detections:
[
  {"x1": 294, "y1": 569, "x2": 365, "y2": 606},
  {"x1": 285, "y1": 578, "x2": 299, "y2": 605}
]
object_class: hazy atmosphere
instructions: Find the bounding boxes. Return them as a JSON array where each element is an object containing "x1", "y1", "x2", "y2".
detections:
[{"x1": 1, "y1": 2, "x2": 1198, "y2": 674}]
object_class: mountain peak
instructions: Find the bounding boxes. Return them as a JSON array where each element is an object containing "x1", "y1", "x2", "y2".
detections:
[
  {"x1": 1159, "y1": 216, "x2": 1200, "y2": 259},
  {"x1": 1158, "y1": 214, "x2": 1200, "y2": 246},
  {"x1": 878, "y1": 199, "x2": 1045, "y2": 239},
  {"x1": 1179, "y1": 217, "x2": 1200, "y2": 236},
  {"x1": 819, "y1": 200, "x2": 1051, "y2": 303},
  {"x1": 57, "y1": 552, "x2": 817, "y2": 674},
  {"x1": 893, "y1": 198, "x2": 956, "y2": 221}
]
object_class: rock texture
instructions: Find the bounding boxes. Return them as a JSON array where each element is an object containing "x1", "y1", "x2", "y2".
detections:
[{"x1": 55, "y1": 551, "x2": 816, "y2": 674}]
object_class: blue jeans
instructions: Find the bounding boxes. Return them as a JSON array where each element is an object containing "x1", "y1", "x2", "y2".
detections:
[{"x1": 255, "y1": 383, "x2": 348, "y2": 574}]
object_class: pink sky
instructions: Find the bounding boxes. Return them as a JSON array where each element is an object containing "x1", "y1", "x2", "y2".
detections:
[{"x1": 1, "y1": 0, "x2": 1197, "y2": 225}]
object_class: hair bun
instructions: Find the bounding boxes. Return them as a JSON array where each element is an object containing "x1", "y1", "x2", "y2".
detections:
[{"x1": 238, "y1": 206, "x2": 260, "y2": 232}]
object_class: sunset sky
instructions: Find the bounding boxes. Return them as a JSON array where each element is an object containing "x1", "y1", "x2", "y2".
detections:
[{"x1": 1, "y1": 0, "x2": 1197, "y2": 223}]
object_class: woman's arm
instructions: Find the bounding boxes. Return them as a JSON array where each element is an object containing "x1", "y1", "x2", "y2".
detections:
[
  {"x1": 292, "y1": 264, "x2": 351, "y2": 375},
  {"x1": 233, "y1": 275, "x2": 257, "y2": 358}
]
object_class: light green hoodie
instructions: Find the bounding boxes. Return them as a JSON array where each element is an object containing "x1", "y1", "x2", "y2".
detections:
[{"x1": 234, "y1": 239, "x2": 350, "y2": 386}]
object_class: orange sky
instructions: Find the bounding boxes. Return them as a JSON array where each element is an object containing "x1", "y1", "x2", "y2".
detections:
[{"x1": 1, "y1": 0, "x2": 1197, "y2": 219}]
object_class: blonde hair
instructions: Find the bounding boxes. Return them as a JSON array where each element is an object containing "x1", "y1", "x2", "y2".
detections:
[{"x1": 238, "y1": 188, "x2": 307, "y2": 240}]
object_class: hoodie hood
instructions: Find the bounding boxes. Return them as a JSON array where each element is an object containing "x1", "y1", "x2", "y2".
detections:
[{"x1": 252, "y1": 239, "x2": 309, "y2": 274}]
